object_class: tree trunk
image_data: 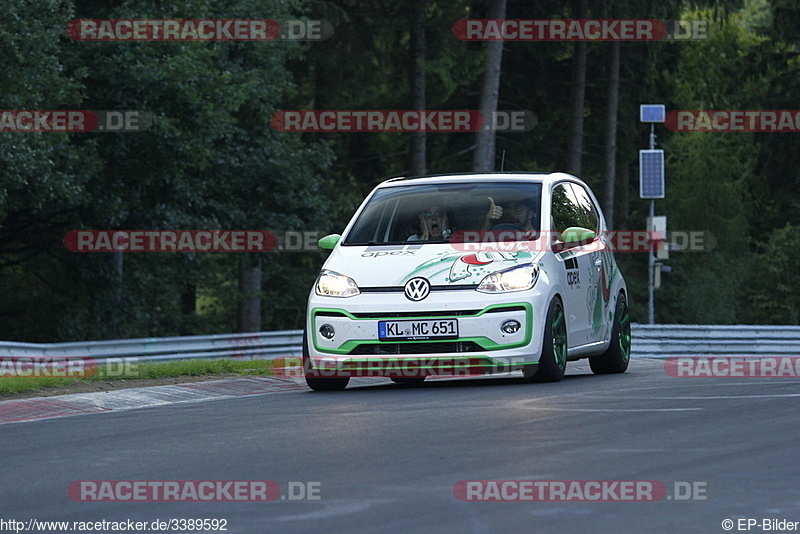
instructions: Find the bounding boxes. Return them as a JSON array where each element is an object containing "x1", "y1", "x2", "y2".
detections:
[
  {"x1": 619, "y1": 159, "x2": 630, "y2": 230},
  {"x1": 603, "y1": 40, "x2": 621, "y2": 229},
  {"x1": 181, "y1": 283, "x2": 196, "y2": 315},
  {"x1": 237, "y1": 255, "x2": 262, "y2": 332},
  {"x1": 105, "y1": 251, "x2": 124, "y2": 339},
  {"x1": 472, "y1": 0, "x2": 506, "y2": 172},
  {"x1": 409, "y1": 1, "x2": 427, "y2": 176},
  {"x1": 567, "y1": 0, "x2": 588, "y2": 176}
]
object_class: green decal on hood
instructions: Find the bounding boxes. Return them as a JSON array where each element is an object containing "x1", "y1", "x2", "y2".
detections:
[{"x1": 401, "y1": 251, "x2": 533, "y2": 285}]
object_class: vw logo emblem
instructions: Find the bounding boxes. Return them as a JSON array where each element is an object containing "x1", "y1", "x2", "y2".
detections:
[{"x1": 404, "y1": 277, "x2": 431, "y2": 301}]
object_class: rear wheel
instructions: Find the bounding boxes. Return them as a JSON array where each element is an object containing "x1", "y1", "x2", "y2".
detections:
[
  {"x1": 303, "y1": 330, "x2": 350, "y2": 391},
  {"x1": 589, "y1": 294, "x2": 631, "y2": 374},
  {"x1": 524, "y1": 297, "x2": 567, "y2": 383}
]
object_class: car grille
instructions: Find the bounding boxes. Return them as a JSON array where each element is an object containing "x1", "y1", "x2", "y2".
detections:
[
  {"x1": 348, "y1": 341, "x2": 483, "y2": 355},
  {"x1": 316, "y1": 306, "x2": 526, "y2": 320},
  {"x1": 350, "y1": 310, "x2": 482, "y2": 318}
]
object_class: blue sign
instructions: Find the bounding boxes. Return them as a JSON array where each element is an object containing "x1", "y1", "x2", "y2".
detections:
[{"x1": 640, "y1": 104, "x2": 666, "y2": 123}]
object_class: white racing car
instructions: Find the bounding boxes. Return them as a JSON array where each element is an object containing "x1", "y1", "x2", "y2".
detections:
[{"x1": 303, "y1": 172, "x2": 630, "y2": 391}]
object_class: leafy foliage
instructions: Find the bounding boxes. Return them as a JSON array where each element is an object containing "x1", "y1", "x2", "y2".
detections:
[{"x1": 1, "y1": 0, "x2": 799, "y2": 342}]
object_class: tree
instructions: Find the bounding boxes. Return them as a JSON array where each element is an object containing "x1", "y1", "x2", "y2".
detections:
[
  {"x1": 603, "y1": 39, "x2": 620, "y2": 228},
  {"x1": 0, "y1": 0, "x2": 336, "y2": 340},
  {"x1": 409, "y1": 1, "x2": 427, "y2": 176},
  {"x1": 566, "y1": 0, "x2": 588, "y2": 176},
  {"x1": 473, "y1": 0, "x2": 507, "y2": 172}
]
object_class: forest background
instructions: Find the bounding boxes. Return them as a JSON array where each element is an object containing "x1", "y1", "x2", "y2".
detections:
[{"x1": 1, "y1": 0, "x2": 798, "y2": 342}]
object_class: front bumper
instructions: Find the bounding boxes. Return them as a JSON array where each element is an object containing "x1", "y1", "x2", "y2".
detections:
[{"x1": 306, "y1": 290, "x2": 546, "y2": 377}]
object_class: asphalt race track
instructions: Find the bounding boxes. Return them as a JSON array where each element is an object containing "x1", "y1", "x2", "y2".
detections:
[{"x1": 2, "y1": 358, "x2": 799, "y2": 534}]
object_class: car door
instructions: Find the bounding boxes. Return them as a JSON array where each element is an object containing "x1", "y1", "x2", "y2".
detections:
[
  {"x1": 550, "y1": 182, "x2": 597, "y2": 348},
  {"x1": 568, "y1": 183, "x2": 613, "y2": 345}
]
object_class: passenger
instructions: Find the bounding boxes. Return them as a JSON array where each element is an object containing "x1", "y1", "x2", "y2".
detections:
[{"x1": 407, "y1": 205, "x2": 453, "y2": 241}]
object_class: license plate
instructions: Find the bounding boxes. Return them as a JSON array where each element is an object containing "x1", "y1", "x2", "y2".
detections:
[{"x1": 378, "y1": 319, "x2": 459, "y2": 341}]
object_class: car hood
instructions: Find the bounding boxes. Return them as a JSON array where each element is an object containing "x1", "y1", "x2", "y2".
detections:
[{"x1": 323, "y1": 243, "x2": 543, "y2": 287}]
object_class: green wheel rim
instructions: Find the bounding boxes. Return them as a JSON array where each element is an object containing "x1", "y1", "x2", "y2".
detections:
[
  {"x1": 618, "y1": 304, "x2": 631, "y2": 363},
  {"x1": 551, "y1": 305, "x2": 567, "y2": 370}
]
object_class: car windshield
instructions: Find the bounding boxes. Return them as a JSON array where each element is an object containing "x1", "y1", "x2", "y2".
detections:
[{"x1": 342, "y1": 181, "x2": 543, "y2": 245}]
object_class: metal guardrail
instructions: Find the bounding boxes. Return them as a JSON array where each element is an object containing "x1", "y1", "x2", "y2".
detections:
[
  {"x1": 632, "y1": 324, "x2": 800, "y2": 358},
  {"x1": 2, "y1": 325, "x2": 799, "y2": 365},
  {"x1": 0, "y1": 330, "x2": 303, "y2": 365}
]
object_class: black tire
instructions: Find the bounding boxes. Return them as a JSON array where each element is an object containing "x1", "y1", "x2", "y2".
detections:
[
  {"x1": 524, "y1": 297, "x2": 568, "y2": 383},
  {"x1": 390, "y1": 377, "x2": 426, "y2": 385},
  {"x1": 589, "y1": 294, "x2": 631, "y2": 375},
  {"x1": 303, "y1": 330, "x2": 350, "y2": 391}
]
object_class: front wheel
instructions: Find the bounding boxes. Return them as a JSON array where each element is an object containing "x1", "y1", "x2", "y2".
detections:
[
  {"x1": 589, "y1": 294, "x2": 631, "y2": 374},
  {"x1": 524, "y1": 297, "x2": 568, "y2": 383},
  {"x1": 303, "y1": 330, "x2": 350, "y2": 391}
]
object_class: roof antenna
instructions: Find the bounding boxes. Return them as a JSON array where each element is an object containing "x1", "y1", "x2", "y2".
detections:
[{"x1": 500, "y1": 149, "x2": 506, "y2": 171}]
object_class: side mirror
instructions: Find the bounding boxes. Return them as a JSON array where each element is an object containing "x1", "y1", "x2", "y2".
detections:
[
  {"x1": 560, "y1": 227, "x2": 596, "y2": 246},
  {"x1": 317, "y1": 234, "x2": 341, "y2": 250}
]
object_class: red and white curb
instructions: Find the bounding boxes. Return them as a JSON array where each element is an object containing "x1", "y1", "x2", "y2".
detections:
[
  {"x1": 0, "y1": 367, "x2": 529, "y2": 425},
  {"x1": 0, "y1": 375, "x2": 307, "y2": 425}
]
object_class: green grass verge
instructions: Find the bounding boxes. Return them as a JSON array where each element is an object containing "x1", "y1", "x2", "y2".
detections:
[{"x1": 0, "y1": 358, "x2": 288, "y2": 396}]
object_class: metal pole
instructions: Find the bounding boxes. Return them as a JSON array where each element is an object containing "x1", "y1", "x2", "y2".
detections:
[
  {"x1": 647, "y1": 124, "x2": 656, "y2": 324},
  {"x1": 648, "y1": 199, "x2": 655, "y2": 324}
]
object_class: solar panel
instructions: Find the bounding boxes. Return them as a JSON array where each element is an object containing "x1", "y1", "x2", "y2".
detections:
[{"x1": 640, "y1": 149, "x2": 665, "y2": 199}]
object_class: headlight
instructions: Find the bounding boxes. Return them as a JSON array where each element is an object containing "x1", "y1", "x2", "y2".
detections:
[
  {"x1": 315, "y1": 269, "x2": 360, "y2": 297},
  {"x1": 477, "y1": 264, "x2": 538, "y2": 293}
]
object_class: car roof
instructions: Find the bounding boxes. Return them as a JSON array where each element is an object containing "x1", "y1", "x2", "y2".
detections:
[{"x1": 377, "y1": 171, "x2": 584, "y2": 189}]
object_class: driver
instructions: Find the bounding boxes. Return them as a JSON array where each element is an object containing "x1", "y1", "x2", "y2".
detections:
[{"x1": 482, "y1": 197, "x2": 536, "y2": 232}]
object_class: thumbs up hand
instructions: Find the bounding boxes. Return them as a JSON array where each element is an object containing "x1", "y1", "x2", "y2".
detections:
[{"x1": 486, "y1": 197, "x2": 503, "y2": 220}]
